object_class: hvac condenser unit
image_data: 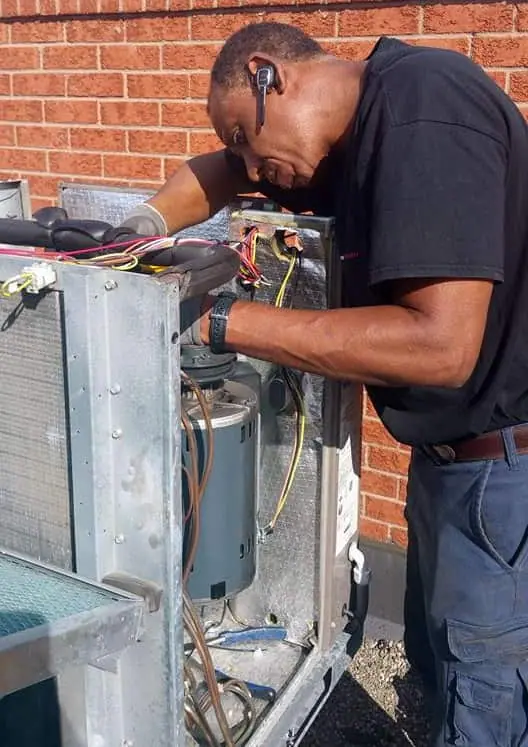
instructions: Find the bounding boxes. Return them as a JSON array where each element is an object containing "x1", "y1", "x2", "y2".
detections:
[{"x1": 0, "y1": 184, "x2": 368, "y2": 747}]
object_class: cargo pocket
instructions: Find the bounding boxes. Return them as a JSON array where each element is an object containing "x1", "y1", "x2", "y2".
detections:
[
  {"x1": 444, "y1": 618, "x2": 523, "y2": 746},
  {"x1": 446, "y1": 671, "x2": 514, "y2": 746}
]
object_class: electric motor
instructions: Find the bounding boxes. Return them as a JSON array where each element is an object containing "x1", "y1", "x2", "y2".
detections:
[{"x1": 182, "y1": 377, "x2": 259, "y2": 602}]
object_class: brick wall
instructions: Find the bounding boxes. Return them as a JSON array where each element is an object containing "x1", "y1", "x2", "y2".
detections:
[{"x1": 0, "y1": 0, "x2": 523, "y2": 547}]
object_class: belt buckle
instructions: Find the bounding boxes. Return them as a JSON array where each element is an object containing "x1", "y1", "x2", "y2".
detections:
[{"x1": 423, "y1": 444, "x2": 456, "y2": 465}]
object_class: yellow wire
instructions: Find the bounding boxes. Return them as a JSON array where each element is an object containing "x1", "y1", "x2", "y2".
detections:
[
  {"x1": 0, "y1": 273, "x2": 32, "y2": 298},
  {"x1": 274, "y1": 253, "x2": 296, "y2": 309},
  {"x1": 270, "y1": 375, "x2": 306, "y2": 529}
]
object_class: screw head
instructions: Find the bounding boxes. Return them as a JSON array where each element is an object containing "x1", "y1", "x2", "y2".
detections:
[
  {"x1": 112, "y1": 428, "x2": 123, "y2": 440},
  {"x1": 104, "y1": 279, "x2": 118, "y2": 291},
  {"x1": 110, "y1": 384, "x2": 121, "y2": 395},
  {"x1": 114, "y1": 534, "x2": 125, "y2": 545}
]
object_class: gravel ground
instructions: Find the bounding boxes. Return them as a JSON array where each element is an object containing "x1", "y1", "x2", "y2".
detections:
[{"x1": 302, "y1": 638, "x2": 431, "y2": 747}]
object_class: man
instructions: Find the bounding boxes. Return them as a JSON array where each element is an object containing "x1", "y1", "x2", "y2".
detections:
[{"x1": 118, "y1": 22, "x2": 528, "y2": 746}]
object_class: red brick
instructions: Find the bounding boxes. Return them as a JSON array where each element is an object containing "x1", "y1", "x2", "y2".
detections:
[
  {"x1": 0, "y1": 148, "x2": 47, "y2": 172},
  {"x1": 127, "y1": 73, "x2": 189, "y2": 99},
  {"x1": 338, "y1": 7, "x2": 419, "y2": 36},
  {"x1": 67, "y1": 73, "x2": 124, "y2": 98},
  {"x1": 2, "y1": 47, "x2": 40, "y2": 69},
  {"x1": 98, "y1": 0, "x2": 120, "y2": 10},
  {"x1": 362, "y1": 417, "x2": 399, "y2": 449},
  {"x1": 0, "y1": 24, "x2": 7, "y2": 44},
  {"x1": 45, "y1": 100, "x2": 98, "y2": 124},
  {"x1": 2, "y1": 0, "x2": 19, "y2": 16},
  {"x1": 510, "y1": 71, "x2": 528, "y2": 101},
  {"x1": 163, "y1": 156, "x2": 186, "y2": 179},
  {"x1": 49, "y1": 151, "x2": 103, "y2": 176},
  {"x1": 0, "y1": 125, "x2": 15, "y2": 146},
  {"x1": 31, "y1": 196, "x2": 56, "y2": 211},
  {"x1": 126, "y1": 17, "x2": 188, "y2": 42},
  {"x1": 17, "y1": 124, "x2": 68, "y2": 147},
  {"x1": 28, "y1": 173, "x2": 62, "y2": 198},
  {"x1": 0, "y1": 75, "x2": 11, "y2": 96},
  {"x1": 18, "y1": 0, "x2": 38, "y2": 13},
  {"x1": 366, "y1": 446, "x2": 410, "y2": 476},
  {"x1": 409, "y1": 36, "x2": 471, "y2": 55},
  {"x1": 163, "y1": 43, "x2": 220, "y2": 70},
  {"x1": 58, "y1": 0, "x2": 79, "y2": 11},
  {"x1": 11, "y1": 21, "x2": 64, "y2": 42},
  {"x1": 12, "y1": 73, "x2": 66, "y2": 96},
  {"x1": 190, "y1": 73, "x2": 210, "y2": 98},
  {"x1": 424, "y1": 3, "x2": 513, "y2": 33},
  {"x1": 66, "y1": 20, "x2": 124, "y2": 43},
  {"x1": 397, "y1": 477, "x2": 409, "y2": 502},
  {"x1": 103, "y1": 154, "x2": 162, "y2": 180},
  {"x1": 266, "y1": 11, "x2": 336, "y2": 38},
  {"x1": 359, "y1": 516, "x2": 389, "y2": 543},
  {"x1": 100, "y1": 101, "x2": 160, "y2": 126},
  {"x1": 78, "y1": 0, "x2": 97, "y2": 10},
  {"x1": 162, "y1": 101, "x2": 210, "y2": 127},
  {"x1": 1, "y1": 100, "x2": 44, "y2": 121},
  {"x1": 487, "y1": 70, "x2": 507, "y2": 89},
  {"x1": 188, "y1": 130, "x2": 222, "y2": 153},
  {"x1": 128, "y1": 129, "x2": 187, "y2": 155},
  {"x1": 365, "y1": 495, "x2": 406, "y2": 527},
  {"x1": 43, "y1": 45, "x2": 98, "y2": 70},
  {"x1": 121, "y1": 0, "x2": 142, "y2": 9},
  {"x1": 473, "y1": 36, "x2": 528, "y2": 67},
  {"x1": 361, "y1": 469, "x2": 399, "y2": 501},
  {"x1": 389, "y1": 526, "x2": 408, "y2": 548},
  {"x1": 322, "y1": 39, "x2": 376, "y2": 62},
  {"x1": 516, "y1": 6, "x2": 528, "y2": 32},
  {"x1": 101, "y1": 45, "x2": 161, "y2": 71},
  {"x1": 70, "y1": 127, "x2": 125, "y2": 152},
  {"x1": 191, "y1": 13, "x2": 264, "y2": 41},
  {"x1": 363, "y1": 395, "x2": 378, "y2": 419},
  {"x1": 40, "y1": 0, "x2": 59, "y2": 12}
]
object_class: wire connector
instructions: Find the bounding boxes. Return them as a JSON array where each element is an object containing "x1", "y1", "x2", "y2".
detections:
[{"x1": 21, "y1": 262, "x2": 57, "y2": 294}]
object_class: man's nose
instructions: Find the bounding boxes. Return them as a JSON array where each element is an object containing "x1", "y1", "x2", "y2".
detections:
[{"x1": 242, "y1": 152, "x2": 262, "y2": 183}]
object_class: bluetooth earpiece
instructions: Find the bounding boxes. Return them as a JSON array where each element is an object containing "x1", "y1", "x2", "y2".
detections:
[{"x1": 254, "y1": 65, "x2": 276, "y2": 130}]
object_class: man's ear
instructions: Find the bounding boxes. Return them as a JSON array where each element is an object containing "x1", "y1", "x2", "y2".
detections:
[{"x1": 246, "y1": 53, "x2": 286, "y2": 94}]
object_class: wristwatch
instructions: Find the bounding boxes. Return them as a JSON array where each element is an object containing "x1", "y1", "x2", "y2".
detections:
[{"x1": 208, "y1": 292, "x2": 238, "y2": 354}]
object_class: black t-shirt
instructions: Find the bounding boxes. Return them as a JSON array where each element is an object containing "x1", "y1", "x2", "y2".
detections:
[{"x1": 228, "y1": 37, "x2": 528, "y2": 446}]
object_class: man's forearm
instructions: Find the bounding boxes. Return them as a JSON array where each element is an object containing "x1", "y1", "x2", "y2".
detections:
[
  {"x1": 148, "y1": 150, "x2": 251, "y2": 234},
  {"x1": 204, "y1": 300, "x2": 472, "y2": 388}
]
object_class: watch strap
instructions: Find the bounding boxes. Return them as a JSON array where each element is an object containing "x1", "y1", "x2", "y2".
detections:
[{"x1": 208, "y1": 292, "x2": 238, "y2": 354}]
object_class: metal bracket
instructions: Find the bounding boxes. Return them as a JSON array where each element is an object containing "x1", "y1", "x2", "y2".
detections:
[{"x1": 102, "y1": 572, "x2": 163, "y2": 613}]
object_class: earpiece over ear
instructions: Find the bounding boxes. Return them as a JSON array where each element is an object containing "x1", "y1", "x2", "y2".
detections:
[{"x1": 254, "y1": 64, "x2": 276, "y2": 130}]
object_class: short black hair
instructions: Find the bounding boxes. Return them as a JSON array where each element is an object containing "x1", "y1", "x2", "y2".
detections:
[{"x1": 211, "y1": 22, "x2": 323, "y2": 90}]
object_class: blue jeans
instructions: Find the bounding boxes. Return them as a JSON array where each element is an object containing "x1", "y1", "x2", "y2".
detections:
[{"x1": 404, "y1": 428, "x2": 528, "y2": 747}]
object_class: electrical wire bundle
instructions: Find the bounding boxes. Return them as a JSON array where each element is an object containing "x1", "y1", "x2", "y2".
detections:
[
  {"x1": 235, "y1": 227, "x2": 271, "y2": 291},
  {"x1": 0, "y1": 235, "x2": 224, "y2": 273},
  {"x1": 181, "y1": 372, "x2": 256, "y2": 746},
  {"x1": 261, "y1": 228, "x2": 307, "y2": 536}
]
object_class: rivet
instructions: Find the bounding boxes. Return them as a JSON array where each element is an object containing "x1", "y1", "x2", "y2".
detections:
[
  {"x1": 110, "y1": 384, "x2": 121, "y2": 395},
  {"x1": 104, "y1": 279, "x2": 118, "y2": 291},
  {"x1": 112, "y1": 429, "x2": 123, "y2": 440},
  {"x1": 114, "y1": 534, "x2": 125, "y2": 545}
]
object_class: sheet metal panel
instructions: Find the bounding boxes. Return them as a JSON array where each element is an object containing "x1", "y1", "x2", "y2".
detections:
[{"x1": 0, "y1": 291, "x2": 72, "y2": 569}]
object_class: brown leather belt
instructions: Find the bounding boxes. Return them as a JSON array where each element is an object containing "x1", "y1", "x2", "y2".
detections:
[{"x1": 423, "y1": 423, "x2": 528, "y2": 463}]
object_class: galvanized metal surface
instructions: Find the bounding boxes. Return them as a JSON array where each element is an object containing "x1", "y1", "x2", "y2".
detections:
[
  {"x1": 50, "y1": 185, "x2": 363, "y2": 745},
  {"x1": 0, "y1": 290, "x2": 73, "y2": 570},
  {"x1": 0, "y1": 550, "x2": 143, "y2": 697},
  {"x1": 0, "y1": 255, "x2": 184, "y2": 747}
]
